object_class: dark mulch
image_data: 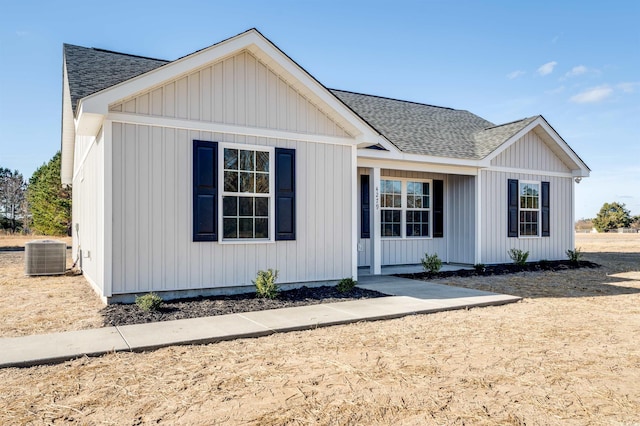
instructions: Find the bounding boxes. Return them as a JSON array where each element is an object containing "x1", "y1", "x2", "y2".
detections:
[
  {"x1": 102, "y1": 286, "x2": 387, "y2": 327},
  {"x1": 103, "y1": 260, "x2": 601, "y2": 327},
  {"x1": 396, "y1": 260, "x2": 600, "y2": 281}
]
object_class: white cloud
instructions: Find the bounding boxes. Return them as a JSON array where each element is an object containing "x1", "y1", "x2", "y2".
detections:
[
  {"x1": 570, "y1": 85, "x2": 613, "y2": 103},
  {"x1": 507, "y1": 70, "x2": 525, "y2": 79},
  {"x1": 617, "y1": 82, "x2": 639, "y2": 93},
  {"x1": 545, "y1": 85, "x2": 566, "y2": 95},
  {"x1": 537, "y1": 61, "x2": 557, "y2": 76},
  {"x1": 565, "y1": 65, "x2": 588, "y2": 77}
]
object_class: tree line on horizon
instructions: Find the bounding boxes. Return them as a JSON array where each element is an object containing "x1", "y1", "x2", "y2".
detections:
[
  {"x1": 0, "y1": 151, "x2": 71, "y2": 235},
  {"x1": 576, "y1": 202, "x2": 640, "y2": 233}
]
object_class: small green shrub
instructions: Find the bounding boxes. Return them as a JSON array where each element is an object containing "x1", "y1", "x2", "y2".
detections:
[
  {"x1": 566, "y1": 247, "x2": 583, "y2": 264},
  {"x1": 135, "y1": 292, "x2": 163, "y2": 311},
  {"x1": 421, "y1": 253, "x2": 442, "y2": 273},
  {"x1": 507, "y1": 248, "x2": 529, "y2": 266},
  {"x1": 336, "y1": 277, "x2": 357, "y2": 293},
  {"x1": 474, "y1": 263, "x2": 486, "y2": 273},
  {"x1": 254, "y1": 269, "x2": 279, "y2": 299}
]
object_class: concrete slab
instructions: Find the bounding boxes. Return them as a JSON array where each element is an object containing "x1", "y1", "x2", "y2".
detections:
[
  {"x1": 324, "y1": 296, "x2": 443, "y2": 320},
  {"x1": 117, "y1": 313, "x2": 272, "y2": 351},
  {"x1": 0, "y1": 327, "x2": 128, "y2": 368},
  {"x1": 0, "y1": 274, "x2": 521, "y2": 369},
  {"x1": 238, "y1": 303, "x2": 359, "y2": 332}
]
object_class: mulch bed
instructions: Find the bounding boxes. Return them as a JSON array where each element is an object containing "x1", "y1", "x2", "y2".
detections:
[
  {"x1": 103, "y1": 260, "x2": 600, "y2": 327},
  {"x1": 396, "y1": 260, "x2": 600, "y2": 281},
  {"x1": 102, "y1": 286, "x2": 386, "y2": 327}
]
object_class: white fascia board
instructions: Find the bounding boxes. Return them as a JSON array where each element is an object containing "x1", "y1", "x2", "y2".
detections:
[
  {"x1": 61, "y1": 62, "x2": 75, "y2": 185},
  {"x1": 481, "y1": 116, "x2": 591, "y2": 176},
  {"x1": 358, "y1": 147, "x2": 482, "y2": 169},
  {"x1": 77, "y1": 29, "x2": 380, "y2": 143},
  {"x1": 358, "y1": 157, "x2": 479, "y2": 176},
  {"x1": 107, "y1": 112, "x2": 357, "y2": 146}
]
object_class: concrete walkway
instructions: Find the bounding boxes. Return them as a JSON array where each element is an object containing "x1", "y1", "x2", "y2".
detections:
[{"x1": 0, "y1": 276, "x2": 520, "y2": 368}]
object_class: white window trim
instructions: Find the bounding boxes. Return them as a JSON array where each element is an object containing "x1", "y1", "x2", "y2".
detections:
[
  {"x1": 519, "y1": 180, "x2": 541, "y2": 239},
  {"x1": 218, "y1": 142, "x2": 275, "y2": 244},
  {"x1": 380, "y1": 177, "x2": 432, "y2": 239}
]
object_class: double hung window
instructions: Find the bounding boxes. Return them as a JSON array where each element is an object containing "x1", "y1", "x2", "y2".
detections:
[
  {"x1": 222, "y1": 147, "x2": 271, "y2": 240},
  {"x1": 519, "y1": 182, "x2": 540, "y2": 237},
  {"x1": 380, "y1": 179, "x2": 431, "y2": 238}
]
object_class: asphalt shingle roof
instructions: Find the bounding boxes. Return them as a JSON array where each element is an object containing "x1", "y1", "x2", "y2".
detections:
[
  {"x1": 331, "y1": 89, "x2": 537, "y2": 160},
  {"x1": 63, "y1": 43, "x2": 537, "y2": 161},
  {"x1": 63, "y1": 44, "x2": 169, "y2": 115}
]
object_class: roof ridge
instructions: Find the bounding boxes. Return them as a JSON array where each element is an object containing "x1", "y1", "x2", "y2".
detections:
[
  {"x1": 483, "y1": 116, "x2": 538, "y2": 131},
  {"x1": 329, "y1": 88, "x2": 456, "y2": 111}
]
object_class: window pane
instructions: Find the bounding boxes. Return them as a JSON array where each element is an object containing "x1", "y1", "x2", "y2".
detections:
[
  {"x1": 256, "y1": 173, "x2": 269, "y2": 193},
  {"x1": 392, "y1": 210, "x2": 401, "y2": 222},
  {"x1": 240, "y1": 150, "x2": 254, "y2": 171},
  {"x1": 393, "y1": 194, "x2": 401, "y2": 208},
  {"x1": 224, "y1": 148, "x2": 238, "y2": 170},
  {"x1": 223, "y1": 196, "x2": 237, "y2": 216},
  {"x1": 224, "y1": 171, "x2": 238, "y2": 192},
  {"x1": 223, "y1": 218, "x2": 237, "y2": 239},
  {"x1": 392, "y1": 181, "x2": 401, "y2": 193},
  {"x1": 240, "y1": 172, "x2": 254, "y2": 193},
  {"x1": 392, "y1": 224, "x2": 400, "y2": 237},
  {"x1": 255, "y1": 197, "x2": 269, "y2": 217},
  {"x1": 255, "y1": 218, "x2": 268, "y2": 238},
  {"x1": 239, "y1": 197, "x2": 253, "y2": 216},
  {"x1": 239, "y1": 218, "x2": 253, "y2": 238},
  {"x1": 423, "y1": 196, "x2": 429, "y2": 208},
  {"x1": 414, "y1": 196, "x2": 422, "y2": 208},
  {"x1": 256, "y1": 151, "x2": 269, "y2": 172}
]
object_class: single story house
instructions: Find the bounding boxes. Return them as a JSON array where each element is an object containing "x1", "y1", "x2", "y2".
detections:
[{"x1": 61, "y1": 29, "x2": 590, "y2": 303}]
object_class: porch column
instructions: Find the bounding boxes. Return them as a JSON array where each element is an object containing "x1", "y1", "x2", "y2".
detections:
[{"x1": 370, "y1": 167, "x2": 382, "y2": 274}]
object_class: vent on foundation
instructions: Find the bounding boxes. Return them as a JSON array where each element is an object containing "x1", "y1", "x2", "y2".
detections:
[{"x1": 24, "y1": 240, "x2": 67, "y2": 276}]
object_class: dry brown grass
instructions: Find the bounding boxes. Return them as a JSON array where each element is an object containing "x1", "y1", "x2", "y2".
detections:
[
  {"x1": 0, "y1": 233, "x2": 639, "y2": 425},
  {"x1": 0, "y1": 250, "x2": 103, "y2": 337},
  {"x1": 0, "y1": 233, "x2": 72, "y2": 249}
]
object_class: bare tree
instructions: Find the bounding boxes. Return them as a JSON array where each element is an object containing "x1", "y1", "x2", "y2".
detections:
[{"x1": 0, "y1": 167, "x2": 27, "y2": 232}]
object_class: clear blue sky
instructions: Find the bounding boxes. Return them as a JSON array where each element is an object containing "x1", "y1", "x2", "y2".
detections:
[{"x1": 1, "y1": 0, "x2": 638, "y2": 219}]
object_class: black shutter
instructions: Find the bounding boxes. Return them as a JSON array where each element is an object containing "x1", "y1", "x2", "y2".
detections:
[
  {"x1": 361, "y1": 175, "x2": 370, "y2": 239},
  {"x1": 541, "y1": 181, "x2": 550, "y2": 237},
  {"x1": 193, "y1": 140, "x2": 218, "y2": 241},
  {"x1": 433, "y1": 180, "x2": 444, "y2": 238},
  {"x1": 275, "y1": 148, "x2": 296, "y2": 241},
  {"x1": 508, "y1": 179, "x2": 519, "y2": 238}
]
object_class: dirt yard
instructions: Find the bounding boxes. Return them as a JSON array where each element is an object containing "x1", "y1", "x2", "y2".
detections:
[{"x1": 1, "y1": 233, "x2": 639, "y2": 425}]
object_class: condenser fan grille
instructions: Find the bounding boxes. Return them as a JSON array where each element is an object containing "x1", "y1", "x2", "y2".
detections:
[{"x1": 24, "y1": 240, "x2": 67, "y2": 276}]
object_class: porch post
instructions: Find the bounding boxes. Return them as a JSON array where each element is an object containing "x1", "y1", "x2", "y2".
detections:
[
  {"x1": 370, "y1": 167, "x2": 382, "y2": 274},
  {"x1": 474, "y1": 171, "x2": 482, "y2": 264}
]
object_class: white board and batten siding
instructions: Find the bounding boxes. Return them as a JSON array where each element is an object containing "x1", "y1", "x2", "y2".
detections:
[
  {"x1": 482, "y1": 129, "x2": 574, "y2": 264},
  {"x1": 109, "y1": 50, "x2": 351, "y2": 139},
  {"x1": 491, "y1": 130, "x2": 571, "y2": 173},
  {"x1": 107, "y1": 50, "x2": 355, "y2": 297},
  {"x1": 446, "y1": 175, "x2": 476, "y2": 264},
  {"x1": 72, "y1": 131, "x2": 106, "y2": 297},
  {"x1": 357, "y1": 168, "x2": 470, "y2": 266}
]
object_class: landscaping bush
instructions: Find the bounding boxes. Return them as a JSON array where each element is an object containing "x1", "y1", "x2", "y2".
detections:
[
  {"x1": 474, "y1": 263, "x2": 486, "y2": 273},
  {"x1": 336, "y1": 277, "x2": 357, "y2": 293},
  {"x1": 566, "y1": 248, "x2": 583, "y2": 264},
  {"x1": 421, "y1": 253, "x2": 442, "y2": 273},
  {"x1": 135, "y1": 292, "x2": 163, "y2": 311},
  {"x1": 507, "y1": 248, "x2": 529, "y2": 266},
  {"x1": 254, "y1": 269, "x2": 279, "y2": 299}
]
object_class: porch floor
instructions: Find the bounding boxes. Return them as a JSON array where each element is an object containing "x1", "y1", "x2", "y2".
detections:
[{"x1": 358, "y1": 263, "x2": 473, "y2": 276}]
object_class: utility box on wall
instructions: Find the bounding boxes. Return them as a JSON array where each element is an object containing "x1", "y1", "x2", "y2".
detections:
[{"x1": 24, "y1": 240, "x2": 67, "y2": 276}]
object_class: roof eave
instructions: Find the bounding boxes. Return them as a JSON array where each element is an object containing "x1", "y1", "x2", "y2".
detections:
[
  {"x1": 480, "y1": 116, "x2": 590, "y2": 176},
  {"x1": 76, "y1": 29, "x2": 381, "y2": 143}
]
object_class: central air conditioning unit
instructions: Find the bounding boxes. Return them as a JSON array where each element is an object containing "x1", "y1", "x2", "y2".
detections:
[{"x1": 24, "y1": 240, "x2": 67, "y2": 276}]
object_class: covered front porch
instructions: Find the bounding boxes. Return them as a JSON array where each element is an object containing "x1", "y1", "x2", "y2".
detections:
[
  {"x1": 356, "y1": 164, "x2": 479, "y2": 276},
  {"x1": 358, "y1": 263, "x2": 474, "y2": 276}
]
